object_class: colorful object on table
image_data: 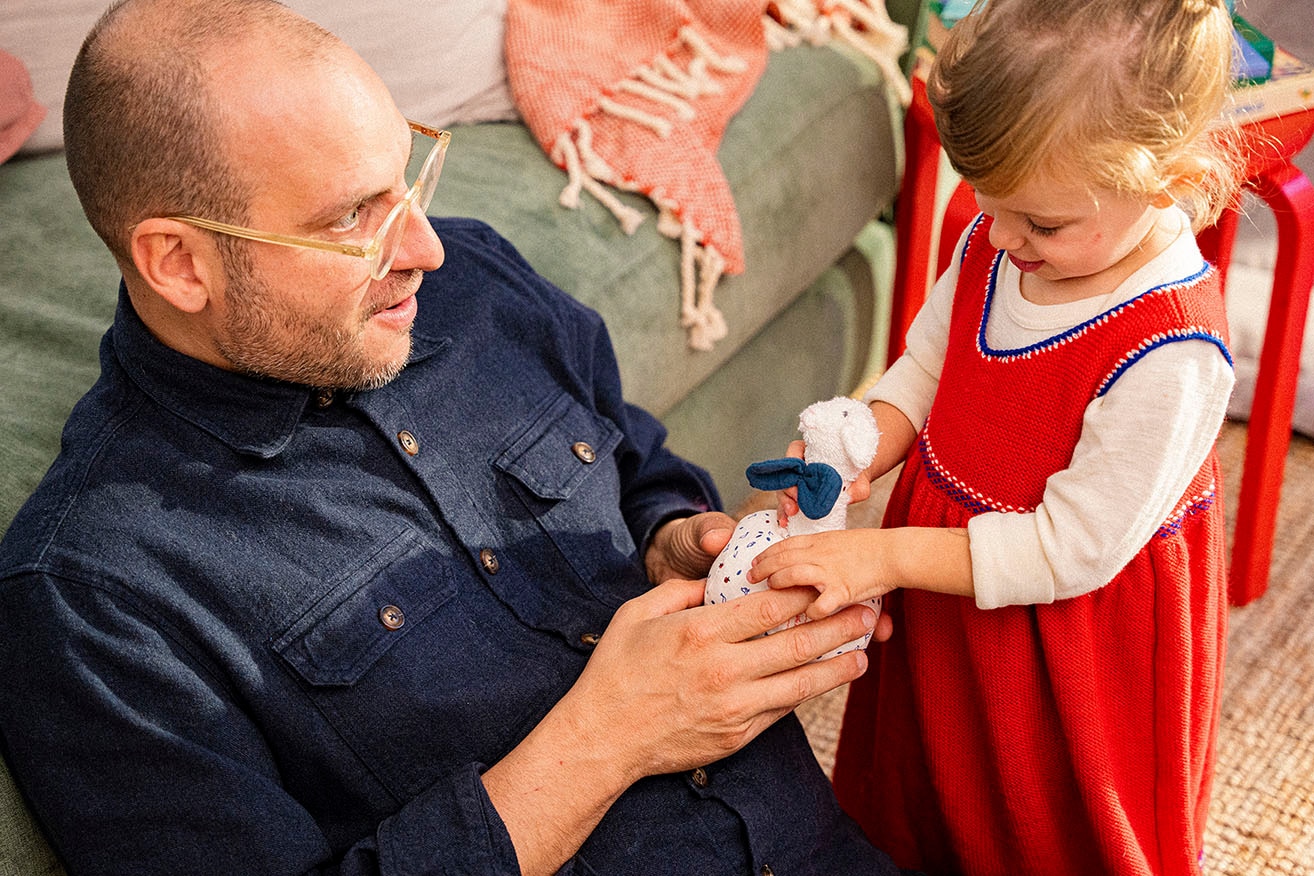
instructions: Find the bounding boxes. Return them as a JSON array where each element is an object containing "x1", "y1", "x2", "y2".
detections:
[
  {"x1": 1216, "y1": 13, "x2": 1314, "y2": 122},
  {"x1": 704, "y1": 396, "x2": 882, "y2": 659}
]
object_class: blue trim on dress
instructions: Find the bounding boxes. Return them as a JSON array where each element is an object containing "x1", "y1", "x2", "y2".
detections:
[
  {"x1": 957, "y1": 212, "x2": 988, "y2": 270},
  {"x1": 1155, "y1": 490, "x2": 1216, "y2": 539},
  {"x1": 974, "y1": 259, "x2": 1220, "y2": 360},
  {"x1": 1095, "y1": 330, "x2": 1234, "y2": 398}
]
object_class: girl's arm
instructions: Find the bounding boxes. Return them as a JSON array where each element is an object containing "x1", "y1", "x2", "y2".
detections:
[
  {"x1": 749, "y1": 525, "x2": 974, "y2": 619},
  {"x1": 752, "y1": 338, "x2": 1232, "y2": 613},
  {"x1": 967, "y1": 337, "x2": 1232, "y2": 607}
]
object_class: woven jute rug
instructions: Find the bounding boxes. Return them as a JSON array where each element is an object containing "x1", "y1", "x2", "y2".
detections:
[{"x1": 781, "y1": 420, "x2": 1314, "y2": 875}]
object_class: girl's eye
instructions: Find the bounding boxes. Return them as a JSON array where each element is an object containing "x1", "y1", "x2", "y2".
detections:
[
  {"x1": 1027, "y1": 218, "x2": 1060, "y2": 237},
  {"x1": 330, "y1": 206, "x2": 362, "y2": 233}
]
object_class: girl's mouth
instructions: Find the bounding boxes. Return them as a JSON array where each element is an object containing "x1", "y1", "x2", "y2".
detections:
[{"x1": 1008, "y1": 254, "x2": 1044, "y2": 273}]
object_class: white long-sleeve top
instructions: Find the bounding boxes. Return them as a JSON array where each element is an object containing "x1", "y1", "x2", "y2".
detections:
[{"x1": 868, "y1": 211, "x2": 1234, "y2": 609}]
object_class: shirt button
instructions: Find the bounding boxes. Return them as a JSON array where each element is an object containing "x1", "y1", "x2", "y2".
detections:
[
  {"x1": 479, "y1": 548, "x2": 500, "y2": 574},
  {"x1": 760, "y1": 866, "x2": 775, "y2": 876},
  {"x1": 378, "y1": 605, "x2": 405, "y2": 630},
  {"x1": 571, "y1": 441, "x2": 596, "y2": 464},
  {"x1": 579, "y1": 632, "x2": 601, "y2": 647},
  {"x1": 690, "y1": 766, "x2": 709, "y2": 788},
  {"x1": 397, "y1": 430, "x2": 420, "y2": 455},
  {"x1": 313, "y1": 389, "x2": 335, "y2": 408}
]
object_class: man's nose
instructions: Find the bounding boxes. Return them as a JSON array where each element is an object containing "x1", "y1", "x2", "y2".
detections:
[{"x1": 397, "y1": 207, "x2": 444, "y2": 273}]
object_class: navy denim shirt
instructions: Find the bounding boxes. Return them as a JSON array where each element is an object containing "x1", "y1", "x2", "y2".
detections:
[{"x1": 0, "y1": 219, "x2": 901, "y2": 875}]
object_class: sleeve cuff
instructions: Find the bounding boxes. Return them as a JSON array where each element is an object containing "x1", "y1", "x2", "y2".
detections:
[
  {"x1": 378, "y1": 762, "x2": 521, "y2": 874},
  {"x1": 967, "y1": 512, "x2": 1057, "y2": 609}
]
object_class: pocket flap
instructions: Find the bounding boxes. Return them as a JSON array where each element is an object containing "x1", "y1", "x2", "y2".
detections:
[
  {"x1": 273, "y1": 529, "x2": 454, "y2": 686},
  {"x1": 494, "y1": 391, "x2": 622, "y2": 500}
]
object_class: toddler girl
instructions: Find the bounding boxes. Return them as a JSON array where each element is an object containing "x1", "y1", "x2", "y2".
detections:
[{"x1": 749, "y1": 1, "x2": 1243, "y2": 873}]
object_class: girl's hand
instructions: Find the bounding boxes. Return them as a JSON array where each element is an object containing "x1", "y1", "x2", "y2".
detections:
[
  {"x1": 747, "y1": 529, "x2": 893, "y2": 620},
  {"x1": 750, "y1": 526, "x2": 976, "y2": 613}
]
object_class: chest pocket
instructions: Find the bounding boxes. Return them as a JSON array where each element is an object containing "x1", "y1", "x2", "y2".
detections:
[
  {"x1": 272, "y1": 528, "x2": 455, "y2": 687},
  {"x1": 493, "y1": 390, "x2": 636, "y2": 592},
  {"x1": 271, "y1": 526, "x2": 563, "y2": 796}
]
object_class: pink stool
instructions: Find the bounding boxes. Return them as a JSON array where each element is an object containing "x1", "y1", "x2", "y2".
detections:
[{"x1": 888, "y1": 82, "x2": 1314, "y2": 606}]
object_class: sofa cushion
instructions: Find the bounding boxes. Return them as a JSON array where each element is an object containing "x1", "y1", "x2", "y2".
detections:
[
  {"x1": 0, "y1": 757, "x2": 62, "y2": 875},
  {"x1": 436, "y1": 41, "x2": 901, "y2": 416},
  {"x1": 0, "y1": 152, "x2": 119, "y2": 533}
]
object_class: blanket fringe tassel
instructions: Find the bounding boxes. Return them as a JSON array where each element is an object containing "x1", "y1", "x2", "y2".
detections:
[
  {"x1": 770, "y1": 0, "x2": 912, "y2": 105},
  {"x1": 550, "y1": 1, "x2": 910, "y2": 351}
]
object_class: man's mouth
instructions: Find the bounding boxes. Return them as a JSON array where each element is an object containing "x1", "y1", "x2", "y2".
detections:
[
  {"x1": 369, "y1": 293, "x2": 418, "y2": 329},
  {"x1": 369, "y1": 269, "x2": 424, "y2": 317}
]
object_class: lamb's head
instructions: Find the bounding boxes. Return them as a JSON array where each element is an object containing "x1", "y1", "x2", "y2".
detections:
[{"x1": 798, "y1": 396, "x2": 880, "y2": 484}]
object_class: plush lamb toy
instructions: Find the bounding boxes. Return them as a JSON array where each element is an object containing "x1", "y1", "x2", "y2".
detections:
[{"x1": 704, "y1": 395, "x2": 881, "y2": 659}]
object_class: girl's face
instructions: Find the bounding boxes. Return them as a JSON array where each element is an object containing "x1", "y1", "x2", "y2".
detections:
[{"x1": 973, "y1": 171, "x2": 1168, "y2": 303}]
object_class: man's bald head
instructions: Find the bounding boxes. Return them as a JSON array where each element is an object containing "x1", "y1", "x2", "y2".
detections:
[{"x1": 63, "y1": 0, "x2": 339, "y2": 265}]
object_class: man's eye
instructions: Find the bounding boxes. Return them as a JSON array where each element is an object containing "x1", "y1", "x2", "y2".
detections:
[{"x1": 331, "y1": 206, "x2": 362, "y2": 233}]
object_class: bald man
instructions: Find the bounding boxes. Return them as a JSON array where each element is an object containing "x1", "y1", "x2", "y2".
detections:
[{"x1": 0, "y1": 1, "x2": 910, "y2": 874}]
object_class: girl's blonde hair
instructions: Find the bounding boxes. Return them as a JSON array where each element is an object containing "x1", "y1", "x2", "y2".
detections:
[{"x1": 927, "y1": 0, "x2": 1243, "y2": 230}]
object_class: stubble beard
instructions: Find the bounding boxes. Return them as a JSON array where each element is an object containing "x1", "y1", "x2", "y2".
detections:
[{"x1": 215, "y1": 243, "x2": 418, "y2": 390}]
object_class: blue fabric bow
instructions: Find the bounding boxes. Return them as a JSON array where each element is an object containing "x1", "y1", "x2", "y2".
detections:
[{"x1": 745, "y1": 458, "x2": 843, "y2": 520}]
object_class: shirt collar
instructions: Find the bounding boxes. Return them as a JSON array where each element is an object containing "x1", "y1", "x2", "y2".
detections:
[{"x1": 109, "y1": 285, "x2": 448, "y2": 459}]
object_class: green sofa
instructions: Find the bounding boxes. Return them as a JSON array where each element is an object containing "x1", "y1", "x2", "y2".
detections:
[{"x1": 0, "y1": 4, "x2": 922, "y2": 870}]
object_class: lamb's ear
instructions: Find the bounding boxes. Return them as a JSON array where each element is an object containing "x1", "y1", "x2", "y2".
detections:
[{"x1": 841, "y1": 411, "x2": 880, "y2": 471}]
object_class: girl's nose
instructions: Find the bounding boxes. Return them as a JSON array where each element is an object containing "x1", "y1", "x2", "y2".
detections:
[{"x1": 987, "y1": 215, "x2": 1026, "y2": 252}]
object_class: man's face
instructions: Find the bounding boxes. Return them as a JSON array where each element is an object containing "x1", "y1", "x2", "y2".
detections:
[
  {"x1": 207, "y1": 48, "x2": 444, "y2": 389},
  {"x1": 213, "y1": 236, "x2": 423, "y2": 390}
]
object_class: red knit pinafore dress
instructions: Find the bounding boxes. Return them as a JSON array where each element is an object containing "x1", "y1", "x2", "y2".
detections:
[{"x1": 832, "y1": 216, "x2": 1231, "y2": 876}]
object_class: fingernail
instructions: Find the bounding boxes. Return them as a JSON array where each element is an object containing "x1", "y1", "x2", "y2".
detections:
[
  {"x1": 854, "y1": 651, "x2": 869, "y2": 673},
  {"x1": 860, "y1": 607, "x2": 877, "y2": 630}
]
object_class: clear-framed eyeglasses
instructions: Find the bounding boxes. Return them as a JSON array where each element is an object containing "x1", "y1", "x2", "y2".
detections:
[{"x1": 164, "y1": 120, "x2": 450, "y2": 281}]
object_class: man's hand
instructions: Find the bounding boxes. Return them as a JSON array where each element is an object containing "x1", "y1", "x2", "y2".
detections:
[
  {"x1": 644, "y1": 511, "x2": 737, "y2": 583},
  {"x1": 481, "y1": 578, "x2": 878, "y2": 875},
  {"x1": 575, "y1": 579, "x2": 877, "y2": 774}
]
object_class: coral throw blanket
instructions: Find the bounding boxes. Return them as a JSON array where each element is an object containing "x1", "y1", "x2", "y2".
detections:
[{"x1": 505, "y1": 0, "x2": 909, "y2": 350}]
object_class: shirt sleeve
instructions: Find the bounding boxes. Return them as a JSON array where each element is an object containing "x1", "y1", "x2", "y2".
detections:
[
  {"x1": 968, "y1": 338, "x2": 1234, "y2": 608},
  {"x1": 864, "y1": 228, "x2": 961, "y2": 430}
]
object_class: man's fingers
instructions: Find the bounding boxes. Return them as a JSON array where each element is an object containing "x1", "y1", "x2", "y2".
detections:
[
  {"x1": 700, "y1": 586, "x2": 818, "y2": 643},
  {"x1": 699, "y1": 524, "x2": 733, "y2": 557},
  {"x1": 635, "y1": 578, "x2": 709, "y2": 616},
  {"x1": 647, "y1": 511, "x2": 739, "y2": 583},
  {"x1": 751, "y1": 603, "x2": 877, "y2": 672}
]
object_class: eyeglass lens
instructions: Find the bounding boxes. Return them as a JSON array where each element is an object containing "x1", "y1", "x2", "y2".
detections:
[{"x1": 372, "y1": 136, "x2": 447, "y2": 280}]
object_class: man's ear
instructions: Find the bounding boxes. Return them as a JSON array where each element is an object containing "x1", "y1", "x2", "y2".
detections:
[{"x1": 129, "y1": 219, "x2": 222, "y2": 314}]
